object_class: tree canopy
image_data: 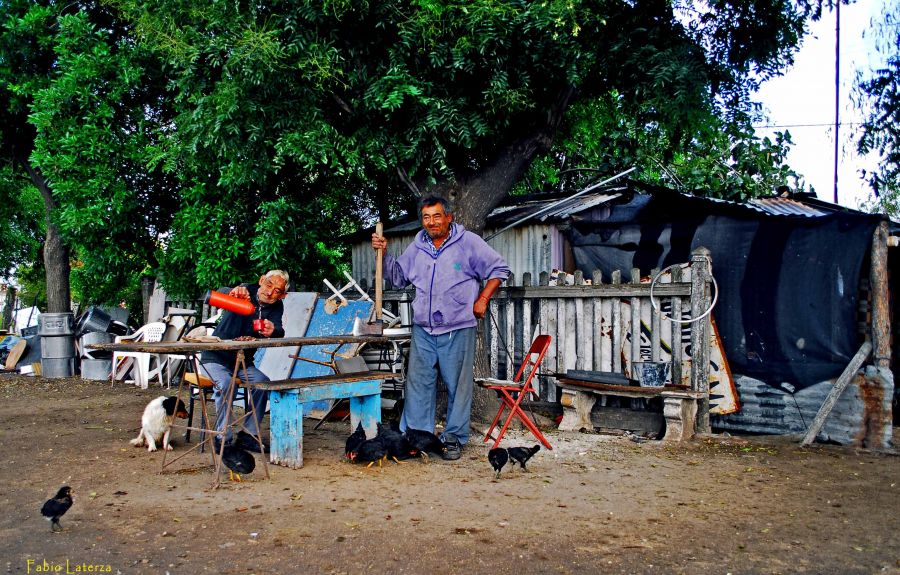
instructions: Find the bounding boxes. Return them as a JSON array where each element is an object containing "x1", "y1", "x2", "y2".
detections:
[
  {"x1": 1, "y1": 0, "x2": 822, "y2": 307},
  {"x1": 855, "y1": 0, "x2": 900, "y2": 214}
]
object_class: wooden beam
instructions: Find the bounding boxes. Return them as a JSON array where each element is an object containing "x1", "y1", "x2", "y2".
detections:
[
  {"x1": 871, "y1": 221, "x2": 891, "y2": 368},
  {"x1": 801, "y1": 341, "x2": 872, "y2": 446}
]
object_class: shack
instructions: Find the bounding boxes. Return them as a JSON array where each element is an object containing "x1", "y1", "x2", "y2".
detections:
[{"x1": 350, "y1": 183, "x2": 895, "y2": 447}]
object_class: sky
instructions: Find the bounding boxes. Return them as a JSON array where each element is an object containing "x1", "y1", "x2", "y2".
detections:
[{"x1": 755, "y1": 0, "x2": 885, "y2": 209}]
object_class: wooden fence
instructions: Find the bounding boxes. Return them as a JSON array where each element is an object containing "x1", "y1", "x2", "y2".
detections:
[
  {"x1": 378, "y1": 247, "x2": 716, "y2": 431},
  {"x1": 165, "y1": 248, "x2": 715, "y2": 429}
]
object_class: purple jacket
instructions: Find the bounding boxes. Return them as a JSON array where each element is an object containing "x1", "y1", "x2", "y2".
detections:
[{"x1": 384, "y1": 223, "x2": 510, "y2": 335}]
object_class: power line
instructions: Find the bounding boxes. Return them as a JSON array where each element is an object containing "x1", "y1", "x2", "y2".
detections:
[{"x1": 752, "y1": 122, "x2": 865, "y2": 129}]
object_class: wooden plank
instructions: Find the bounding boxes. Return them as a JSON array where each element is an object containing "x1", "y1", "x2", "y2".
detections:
[
  {"x1": 575, "y1": 294, "x2": 586, "y2": 371},
  {"x1": 630, "y1": 268, "x2": 642, "y2": 378},
  {"x1": 497, "y1": 284, "x2": 692, "y2": 299},
  {"x1": 557, "y1": 378, "x2": 679, "y2": 397},
  {"x1": 671, "y1": 266, "x2": 684, "y2": 387},
  {"x1": 650, "y1": 268, "x2": 661, "y2": 363},
  {"x1": 590, "y1": 407, "x2": 664, "y2": 436},
  {"x1": 562, "y1": 369, "x2": 631, "y2": 385},
  {"x1": 801, "y1": 341, "x2": 872, "y2": 446},
  {"x1": 247, "y1": 371, "x2": 394, "y2": 391},
  {"x1": 257, "y1": 292, "x2": 317, "y2": 380},
  {"x1": 89, "y1": 334, "x2": 388, "y2": 354},
  {"x1": 505, "y1": 295, "x2": 515, "y2": 379},
  {"x1": 611, "y1": 271, "x2": 622, "y2": 374},
  {"x1": 489, "y1": 298, "x2": 500, "y2": 378}
]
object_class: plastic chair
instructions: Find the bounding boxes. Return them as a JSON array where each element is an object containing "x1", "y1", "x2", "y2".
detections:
[
  {"x1": 475, "y1": 335, "x2": 553, "y2": 450},
  {"x1": 111, "y1": 322, "x2": 168, "y2": 388}
]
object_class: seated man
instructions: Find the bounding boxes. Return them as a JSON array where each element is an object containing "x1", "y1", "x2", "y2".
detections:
[{"x1": 200, "y1": 269, "x2": 288, "y2": 452}]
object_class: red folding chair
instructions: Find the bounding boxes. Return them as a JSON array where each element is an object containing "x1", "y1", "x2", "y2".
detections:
[{"x1": 476, "y1": 335, "x2": 553, "y2": 450}]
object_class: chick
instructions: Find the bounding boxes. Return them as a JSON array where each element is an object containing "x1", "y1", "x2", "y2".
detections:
[
  {"x1": 507, "y1": 445, "x2": 541, "y2": 471},
  {"x1": 488, "y1": 448, "x2": 509, "y2": 479},
  {"x1": 41, "y1": 486, "x2": 74, "y2": 532},
  {"x1": 221, "y1": 445, "x2": 255, "y2": 482}
]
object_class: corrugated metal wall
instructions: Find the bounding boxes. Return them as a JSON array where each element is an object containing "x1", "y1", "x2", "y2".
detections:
[{"x1": 351, "y1": 224, "x2": 565, "y2": 287}]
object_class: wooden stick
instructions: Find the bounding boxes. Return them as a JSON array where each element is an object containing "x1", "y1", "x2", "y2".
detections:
[{"x1": 801, "y1": 340, "x2": 872, "y2": 446}]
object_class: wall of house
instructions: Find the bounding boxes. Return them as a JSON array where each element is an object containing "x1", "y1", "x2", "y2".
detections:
[
  {"x1": 350, "y1": 223, "x2": 565, "y2": 288},
  {"x1": 713, "y1": 368, "x2": 894, "y2": 448}
]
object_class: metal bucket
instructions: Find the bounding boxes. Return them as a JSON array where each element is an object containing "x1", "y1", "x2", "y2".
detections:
[
  {"x1": 39, "y1": 312, "x2": 75, "y2": 378},
  {"x1": 80, "y1": 358, "x2": 112, "y2": 380},
  {"x1": 80, "y1": 331, "x2": 113, "y2": 359},
  {"x1": 631, "y1": 361, "x2": 670, "y2": 387},
  {"x1": 75, "y1": 307, "x2": 129, "y2": 337}
]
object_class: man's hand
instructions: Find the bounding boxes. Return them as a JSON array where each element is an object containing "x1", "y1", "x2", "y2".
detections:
[
  {"x1": 371, "y1": 232, "x2": 387, "y2": 251},
  {"x1": 473, "y1": 297, "x2": 489, "y2": 320},
  {"x1": 258, "y1": 319, "x2": 276, "y2": 337},
  {"x1": 229, "y1": 285, "x2": 250, "y2": 300}
]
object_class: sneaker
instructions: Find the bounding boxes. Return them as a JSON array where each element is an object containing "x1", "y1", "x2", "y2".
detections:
[
  {"x1": 236, "y1": 431, "x2": 269, "y2": 453},
  {"x1": 442, "y1": 439, "x2": 462, "y2": 461}
]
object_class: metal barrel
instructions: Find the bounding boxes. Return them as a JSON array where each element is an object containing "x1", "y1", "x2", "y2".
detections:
[
  {"x1": 80, "y1": 331, "x2": 114, "y2": 360},
  {"x1": 39, "y1": 312, "x2": 75, "y2": 378},
  {"x1": 80, "y1": 358, "x2": 112, "y2": 380}
]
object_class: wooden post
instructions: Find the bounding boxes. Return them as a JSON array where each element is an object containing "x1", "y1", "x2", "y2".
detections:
[
  {"x1": 690, "y1": 247, "x2": 712, "y2": 434},
  {"x1": 801, "y1": 341, "x2": 872, "y2": 446},
  {"x1": 871, "y1": 221, "x2": 890, "y2": 368}
]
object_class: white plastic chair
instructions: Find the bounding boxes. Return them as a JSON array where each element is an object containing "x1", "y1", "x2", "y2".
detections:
[{"x1": 111, "y1": 322, "x2": 168, "y2": 388}]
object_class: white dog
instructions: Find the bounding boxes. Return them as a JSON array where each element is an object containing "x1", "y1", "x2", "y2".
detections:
[{"x1": 130, "y1": 396, "x2": 188, "y2": 452}]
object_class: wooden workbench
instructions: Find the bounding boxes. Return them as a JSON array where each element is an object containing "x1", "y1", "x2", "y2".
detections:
[{"x1": 89, "y1": 335, "x2": 391, "y2": 470}]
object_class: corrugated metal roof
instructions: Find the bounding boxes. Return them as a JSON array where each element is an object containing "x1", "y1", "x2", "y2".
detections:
[
  {"x1": 748, "y1": 197, "x2": 827, "y2": 217},
  {"x1": 382, "y1": 189, "x2": 624, "y2": 235}
]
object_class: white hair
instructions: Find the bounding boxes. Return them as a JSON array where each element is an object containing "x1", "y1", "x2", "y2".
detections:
[{"x1": 265, "y1": 269, "x2": 290, "y2": 286}]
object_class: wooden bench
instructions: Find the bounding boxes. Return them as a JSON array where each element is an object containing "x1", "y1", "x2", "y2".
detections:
[
  {"x1": 556, "y1": 377, "x2": 704, "y2": 441},
  {"x1": 247, "y1": 370, "x2": 394, "y2": 468}
]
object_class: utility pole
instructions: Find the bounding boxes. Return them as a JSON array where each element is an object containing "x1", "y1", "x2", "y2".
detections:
[{"x1": 834, "y1": 0, "x2": 841, "y2": 204}]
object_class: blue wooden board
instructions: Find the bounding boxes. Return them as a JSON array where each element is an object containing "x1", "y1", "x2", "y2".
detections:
[
  {"x1": 256, "y1": 292, "x2": 318, "y2": 379},
  {"x1": 288, "y1": 299, "x2": 373, "y2": 415}
]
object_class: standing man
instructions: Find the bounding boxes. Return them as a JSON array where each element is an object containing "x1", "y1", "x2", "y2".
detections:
[
  {"x1": 201, "y1": 269, "x2": 289, "y2": 452},
  {"x1": 372, "y1": 197, "x2": 510, "y2": 460}
]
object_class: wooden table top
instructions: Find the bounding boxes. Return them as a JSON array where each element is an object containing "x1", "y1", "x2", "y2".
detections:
[{"x1": 86, "y1": 335, "x2": 389, "y2": 354}]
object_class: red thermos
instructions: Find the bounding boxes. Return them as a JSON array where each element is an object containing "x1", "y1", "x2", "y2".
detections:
[{"x1": 204, "y1": 290, "x2": 256, "y2": 316}]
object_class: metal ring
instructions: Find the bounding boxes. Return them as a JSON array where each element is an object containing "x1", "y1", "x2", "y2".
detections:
[{"x1": 649, "y1": 261, "x2": 718, "y2": 324}]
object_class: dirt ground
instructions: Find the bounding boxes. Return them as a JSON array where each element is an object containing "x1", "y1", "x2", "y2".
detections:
[{"x1": 0, "y1": 375, "x2": 898, "y2": 575}]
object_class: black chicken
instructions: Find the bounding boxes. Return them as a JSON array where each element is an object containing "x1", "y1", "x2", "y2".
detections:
[
  {"x1": 345, "y1": 421, "x2": 366, "y2": 460},
  {"x1": 41, "y1": 486, "x2": 73, "y2": 532},
  {"x1": 404, "y1": 428, "x2": 446, "y2": 462},
  {"x1": 350, "y1": 436, "x2": 387, "y2": 468},
  {"x1": 507, "y1": 445, "x2": 541, "y2": 471},
  {"x1": 221, "y1": 445, "x2": 255, "y2": 482},
  {"x1": 488, "y1": 448, "x2": 509, "y2": 479},
  {"x1": 378, "y1": 423, "x2": 416, "y2": 463}
]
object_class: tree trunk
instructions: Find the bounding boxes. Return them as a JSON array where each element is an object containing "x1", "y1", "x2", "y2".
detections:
[
  {"x1": 19, "y1": 158, "x2": 71, "y2": 314},
  {"x1": 2, "y1": 286, "x2": 15, "y2": 332},
  {"x1": 426, "y1": 86, "x2": 576, "y2": 425}
]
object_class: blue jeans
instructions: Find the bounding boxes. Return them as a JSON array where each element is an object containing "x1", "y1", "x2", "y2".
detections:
[
  {"x1": 200, "y1": 361, "x2": 269, "y2": 442},
  {"x1": 401, "y1": 325, "x2": 475, "y2": 445}
]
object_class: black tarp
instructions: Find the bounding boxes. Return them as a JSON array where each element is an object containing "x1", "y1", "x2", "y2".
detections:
[{"x1": 566, "y1": 190, "x2": 883, "y2": 390}]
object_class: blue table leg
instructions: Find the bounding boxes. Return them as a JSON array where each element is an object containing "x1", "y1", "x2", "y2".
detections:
[
  {"x1": 350, "y1": 394, "x2": 381, "y2": 439},
  {"x1": 269, "y1": 390, "x2": 304, "y2": 468}
]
